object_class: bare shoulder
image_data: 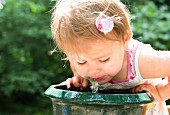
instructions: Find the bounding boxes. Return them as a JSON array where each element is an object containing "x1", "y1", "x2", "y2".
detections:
[{"x1": 138, "y1": 44, "x2": 170, "y2": 79}]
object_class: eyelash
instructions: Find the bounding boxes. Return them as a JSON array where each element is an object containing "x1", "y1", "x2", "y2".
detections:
[
  {"x1": 77, "y1": 61, "x2": 86, "y2": 65},
  {"x1": 99, "y1": 58, "x2": 110, "y2": 63},
  {"x1": 77, "y1": 58, "x2": 110, "y2": 65}
]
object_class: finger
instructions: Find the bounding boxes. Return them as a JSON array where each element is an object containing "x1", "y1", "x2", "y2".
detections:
[
  {"x1": 133, "y1": 84, "x2": 152, "y2": 93},
  {"x1": 139, "y1": 85, "x2": 160, "y2": 102},
  {"x1": 80, "y1": 79, "x2": 89, "y2": 90},
  {"x1": 131, "y1": 87, "x2": 137, "y2": 93},
  {"x1": 65, "y1": 78, "x2": 73, "y2": 89},
  {"x1": 136, "y1": 85, "x2": 148, "y2": 92},
  {"x1": 132, "y1": 85, "x2": 156, "y2": 100},
  {"x1": 131, "y1": 85, "x2": 144, "y2": 93},
  {"x1": 132, "y1": 84, "x2": 161, "y2": 102},
  {"x1": 72, "y1": 76, "x2": 81, "y2": 88}
]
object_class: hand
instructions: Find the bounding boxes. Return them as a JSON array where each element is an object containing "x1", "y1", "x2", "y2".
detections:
[
  {"x1": 65, "y1": 75, "x2": 89, "y2": 90},
  {"x1": 131, "y1": 83, "x2": 162, "y2": 102}
]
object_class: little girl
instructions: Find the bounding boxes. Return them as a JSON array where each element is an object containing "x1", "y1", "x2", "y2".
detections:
[{"x1": 51, "y1": 0, "x2": 170, "y2": 114}]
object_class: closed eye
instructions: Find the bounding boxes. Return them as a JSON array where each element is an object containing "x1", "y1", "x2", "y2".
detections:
[
  {"x1": 99, "y1": 57, "x2": 110, "y2": 63},
  {"x1": 77, "y1": 61, "x2": 86, "y2": 65}
]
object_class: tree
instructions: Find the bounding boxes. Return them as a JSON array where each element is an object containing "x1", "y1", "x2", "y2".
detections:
[{"x1": 0, "y1": 0, "x2": 72, "y2": 114}]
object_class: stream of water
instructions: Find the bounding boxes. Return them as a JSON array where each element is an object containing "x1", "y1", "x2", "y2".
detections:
[{"x1": 89, "y1": 79, "x2": 99, "y2": 93}]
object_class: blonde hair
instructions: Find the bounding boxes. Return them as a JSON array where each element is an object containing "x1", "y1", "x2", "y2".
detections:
[{"x1": 51, "y1": 0, "x2": 133, "y2": 55}]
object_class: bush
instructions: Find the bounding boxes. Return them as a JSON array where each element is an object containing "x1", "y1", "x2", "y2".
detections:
[
  {"x1": 131, "y1": 1, "x2": 170, "y2": 50},
  {"x1": 0, "y1": 0, "x2": 170, "y2": 114},
  {"x1": 0, "y1": 0, "x2": 72, "y2": 114}
]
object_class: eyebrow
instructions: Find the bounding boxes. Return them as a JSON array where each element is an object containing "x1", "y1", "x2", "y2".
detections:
[
  {"x1": 94, "y1": 52, "x2": 111, "y2": 60},
  {"x1": 75, "y1": 53, "x2": 111, "y2": 62}
]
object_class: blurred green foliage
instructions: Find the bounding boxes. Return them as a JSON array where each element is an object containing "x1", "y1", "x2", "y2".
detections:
[
  {"x1": 130, "y1": 1, "x2": 170, "y2": 50},
  {"x1": 0, "y1": 0, "x2": 170, "y2": 114},
  {"x1": 0, "y1": 0, "x2": 72, "y2": 114}
]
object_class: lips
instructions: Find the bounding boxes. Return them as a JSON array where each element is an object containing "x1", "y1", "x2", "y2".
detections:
[{"x1": 93, "y1": 76, "x2": 105, "y2": 81}]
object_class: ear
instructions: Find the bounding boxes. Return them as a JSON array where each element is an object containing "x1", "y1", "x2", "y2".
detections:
[{"x1": 123, "y1": 35, "x2": 130, "y2": 50}]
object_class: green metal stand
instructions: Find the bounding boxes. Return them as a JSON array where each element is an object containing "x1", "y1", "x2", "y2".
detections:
[{"x1": 45, "y1": 85, "x2": 152, "y2": 115}]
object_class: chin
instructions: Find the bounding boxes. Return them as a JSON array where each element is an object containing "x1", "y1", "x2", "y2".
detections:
[{"x1": 97, "y1": 80, "x2": 108, "y2": 85}]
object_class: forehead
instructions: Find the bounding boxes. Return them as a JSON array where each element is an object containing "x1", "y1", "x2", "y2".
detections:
[{"x1": 70, "y1": 39, "x2": 119, "y2": 60}]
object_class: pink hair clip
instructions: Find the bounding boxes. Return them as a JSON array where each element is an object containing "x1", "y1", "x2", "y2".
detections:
[{"x1": 95, "y1": 14, "x2": 114, "y2": 34}]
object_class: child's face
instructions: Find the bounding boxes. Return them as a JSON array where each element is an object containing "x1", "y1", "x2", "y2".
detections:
[{"x1": 71, "y1": 38, "x2": 126, "y2": 85}]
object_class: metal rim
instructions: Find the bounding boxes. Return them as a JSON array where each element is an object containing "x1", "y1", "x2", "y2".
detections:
[{"x1": 44, "y1": 85, "x2": 153, "y2": 105}]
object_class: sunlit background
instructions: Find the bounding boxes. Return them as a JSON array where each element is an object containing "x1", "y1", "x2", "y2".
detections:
[{"x1": 0, "y1": 0, "x2": 170, "y2": 114}]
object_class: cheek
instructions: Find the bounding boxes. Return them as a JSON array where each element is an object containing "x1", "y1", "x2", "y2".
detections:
[
  {"x1": 74, "y1": 65, "x2": 87, "y2": 77},
  {"x1": 103, "y1": 63, "x2": 116, "y2": 73},
  {"x1": 104, "y1": 55, "x2": 124, "y2": 74}
]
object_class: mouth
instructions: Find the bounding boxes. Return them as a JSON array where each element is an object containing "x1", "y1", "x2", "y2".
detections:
[{"x1": 93, "y1": 76, "x2": 105, "y2": 82}]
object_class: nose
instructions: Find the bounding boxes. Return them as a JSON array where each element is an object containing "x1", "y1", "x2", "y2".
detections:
[{"x1": 88, "y1": 63, "x2": 101, "y2": 78}]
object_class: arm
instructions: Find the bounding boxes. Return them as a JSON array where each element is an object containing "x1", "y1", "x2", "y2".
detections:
[{"x1": 138, "y1": 45, "x2": 170, "y2": 79}]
